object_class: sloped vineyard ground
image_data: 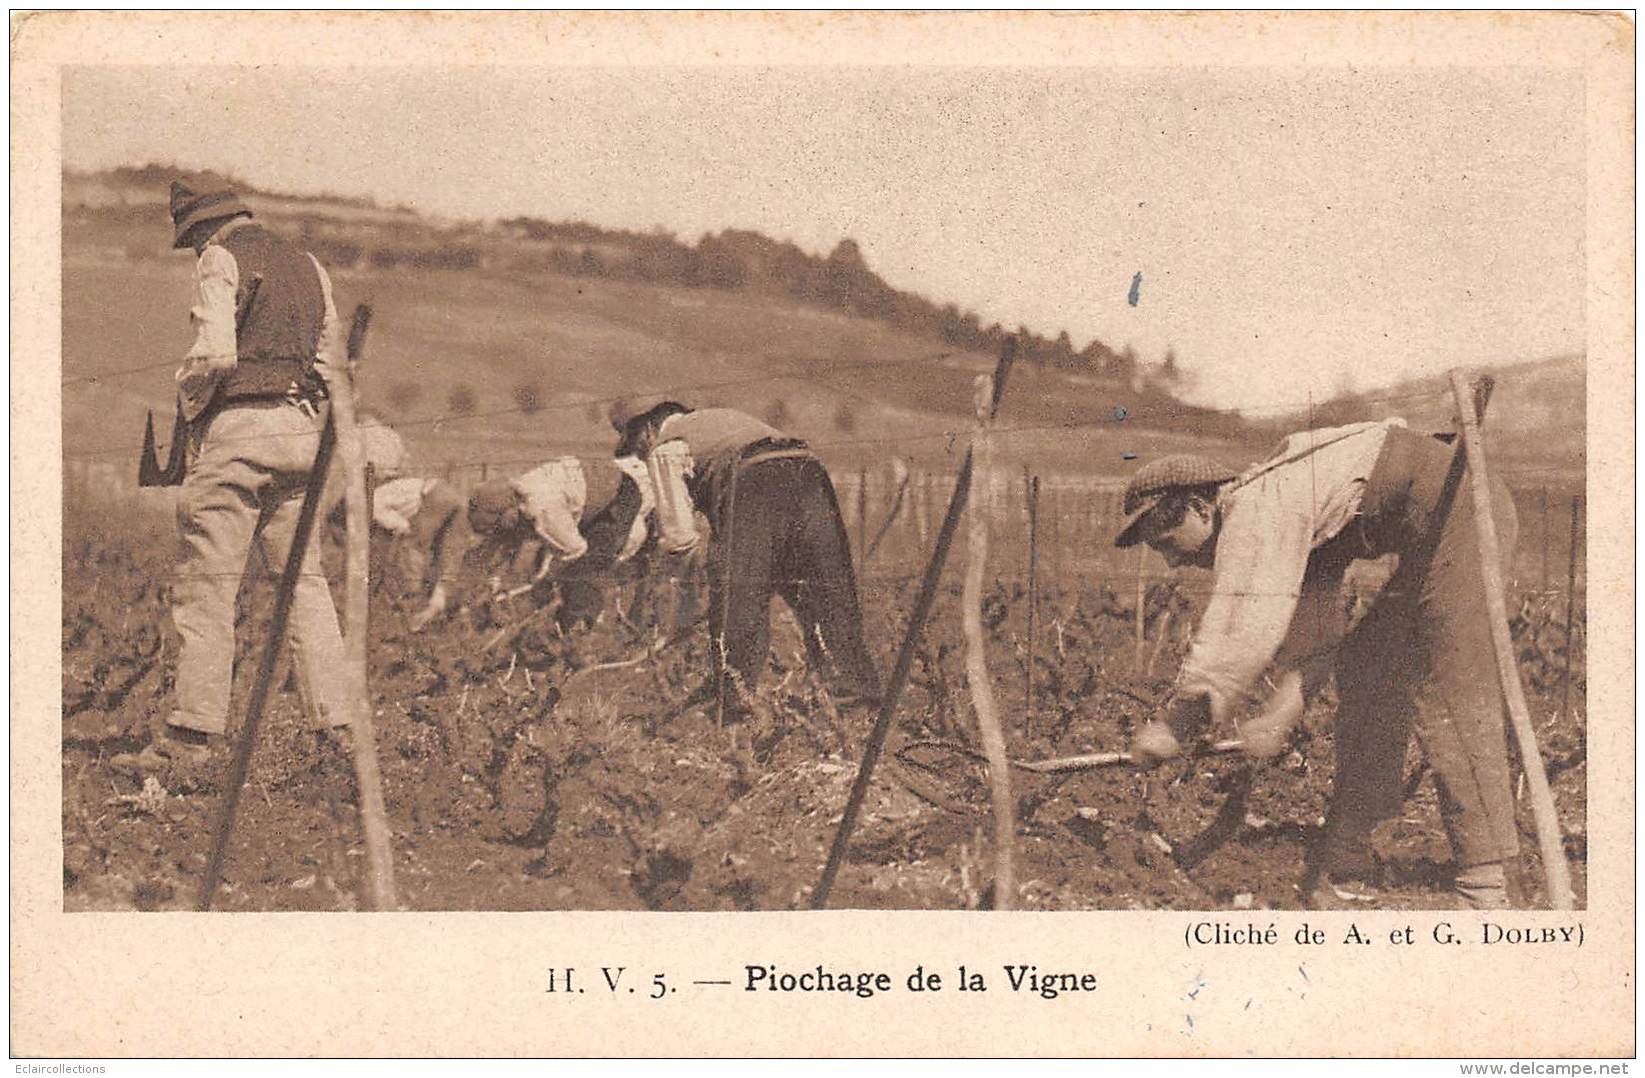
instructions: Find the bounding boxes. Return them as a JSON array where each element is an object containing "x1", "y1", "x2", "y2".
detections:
[{"x1": 60, "y1": 507, "x2": 1587, "y2": 913}]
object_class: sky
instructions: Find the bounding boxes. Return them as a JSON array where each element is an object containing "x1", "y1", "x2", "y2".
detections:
[{"x1": 62, "y1": 64, "x2": 1586, "y2": 411}]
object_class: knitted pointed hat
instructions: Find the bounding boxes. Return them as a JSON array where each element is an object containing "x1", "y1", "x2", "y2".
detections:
[{"x1": 169, "y1": 180, "x2": 251, "y2": 248}]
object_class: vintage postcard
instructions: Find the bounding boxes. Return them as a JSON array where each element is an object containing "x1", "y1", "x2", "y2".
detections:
[{"x1": 11, "y1": 10, "x2": 1634, "y2": 1059}]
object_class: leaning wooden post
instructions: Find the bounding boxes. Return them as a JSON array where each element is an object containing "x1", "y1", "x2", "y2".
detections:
[
  {"x1": 1447, "y1": 368, "x2": 1573, "y2": 910},
  {"x1": 856, "y1": 466, "x2": 869, "y2": 569},
  {"x1": 364, "y1": 462, "x2": 376, "y2": 593},
  {"x1": 1560, "y1": 494, "x2": 1581, "y2": 726},
  {"x1": 962, "y1": 375, "x2": 1015, "y2": 908},
  {"x1": 1024, "y1": 471, "x2": 1040, "y2": 731},
  {"x1": 333, "y1": 345, "x2": 398, "y2": 911},
  {"x1": 1132, "y1": 545, "x2": 1147, "y2": 672},
  {"x1": 198, "y1": 414, "x2": 339, "y2": 910},
  {"x1": 812, "y1": 339, "x2": 1018, "y2": 909}
]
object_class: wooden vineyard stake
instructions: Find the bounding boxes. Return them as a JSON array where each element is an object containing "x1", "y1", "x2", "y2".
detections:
[
  {"x1": 857, "y1": 466, "x2": 869, "y2": 569},
  {"x1": 1561, "y1": 494, "x2": 1581, "y2": 727},
  {"x1": 332, "y1": 312, "x2": 398, "y2": 911},
  {"x1": 1448, "y1": 368, "x2": 1573, "y2": 910},
  {"x1": 866, "y1": 456, "x2": 912, "y2": 563},
  {"x1": 811, "y1": 338, "x2": 1018, "y2": 910},
  {"x1": 1025, "y1": 470, "x2": 1040, "y2": 731},
  {"x1": 961, "y1": 374, "x2": 1015, "y2": 908},
  {"x1": 1133, "y1": 545, "x2": 1147, "y2": 671}
]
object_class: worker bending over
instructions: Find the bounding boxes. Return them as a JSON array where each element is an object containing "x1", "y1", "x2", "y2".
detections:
[
  {"x1": 1115, "y1": 420, "x2": 1520, "y2": 910},
  {"x1": 606, "y1": 396, "x2": 882, "y2": 723}
]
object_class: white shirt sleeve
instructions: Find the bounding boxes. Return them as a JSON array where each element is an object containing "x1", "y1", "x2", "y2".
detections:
[
  {"x1": 647, "y1": 440, "x2": 701, "y2": 556},
  {"x1": 309, "y1": 255, "x2": 348, "y2": 385},
  {"x1": 359, "y1": 419, "x2": 410, "y2": 480},
  {"x1": 1176, "y1": 471, "x2": 1315, "y2": 719},
  {"x1": 515, "y1": 459, "x2": 589, "y2": 562},
  {"x1": 175, "y1": 244, "x2": 239, "y2": 421}
]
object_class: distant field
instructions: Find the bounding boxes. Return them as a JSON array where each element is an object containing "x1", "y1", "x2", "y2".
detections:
[
  {"x1": 62, "y1": 250, "x2": 1262, "y2": 481},
  {"x1": 62, "y1": 167, "x2": 1584, "y2": 492}
]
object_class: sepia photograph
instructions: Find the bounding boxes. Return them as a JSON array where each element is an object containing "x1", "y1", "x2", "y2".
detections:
[{"x1": 14, "y1": 10, "x2": 1634, "y2": 1059}]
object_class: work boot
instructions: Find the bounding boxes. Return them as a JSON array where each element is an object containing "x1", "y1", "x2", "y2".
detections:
[
  {"x1": 1303, "y1": 828, "x2": 1381, "y2": 909},
  {"x1": 1304, "y1": 874, "x2": 1381, "y2": 910},
  {"x1": 110, "y1": 725, "x2": 213, "y2": 778},
  {"x1": 1453, "y1": 862, "x2": 1511, "y2": 910}
]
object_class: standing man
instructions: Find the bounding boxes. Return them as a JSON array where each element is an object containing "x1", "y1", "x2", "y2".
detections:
[
  {"x1": 606, "y1": 397, "x2": 882, "y2": 722},
  {"x1": 113, "y1": 181, "x2": 354, "y2": 778},
  {"x1": 1115, "y1": 420, "x2": 1521, "y2": 910}
]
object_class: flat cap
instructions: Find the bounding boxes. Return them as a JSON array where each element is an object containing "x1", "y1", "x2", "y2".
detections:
[{"x1": 1114, "y1": 453, "x2": 1236, "y2": 548}]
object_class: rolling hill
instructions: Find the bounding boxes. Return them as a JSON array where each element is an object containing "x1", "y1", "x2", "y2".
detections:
[{"x1": 61, "y1": 167, "x2": 1584, "y2": 485}]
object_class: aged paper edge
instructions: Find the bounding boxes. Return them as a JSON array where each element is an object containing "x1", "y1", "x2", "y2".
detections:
[{"x1": 10, "y1": 11, "x2": 1635, "y2": 1059}]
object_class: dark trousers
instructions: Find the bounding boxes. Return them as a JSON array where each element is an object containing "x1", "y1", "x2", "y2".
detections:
[
  {"x1": 556, "y1": 474, "x2": 648, "y2": 631},
  {"x1": 1324, "y1": 438, "x2": 1521, "y2": 873},
  {"x1": 707, "y1": 456, "x2": 881, "y2": 715}
]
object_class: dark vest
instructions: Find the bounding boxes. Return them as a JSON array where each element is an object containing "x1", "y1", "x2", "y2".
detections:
[
  {"x1": 1308, "y1": 425, "x2": 1462, "y2": 578},
  {"x1": 578, "y1": 471, "x2": 647, "y2": 568},
  {"x1": 215, "y1": 224, "x2": 328, "y2": 404}
]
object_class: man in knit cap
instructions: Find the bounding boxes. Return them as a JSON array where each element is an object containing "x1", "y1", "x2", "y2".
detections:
[
  {"x1": 113, "y1": 181, "x2": 354, "y2": 779},
  {"x1": 465, "y1": 454, "x2": 655, "y2": 630},
  {"x1": 605, "y1": 396, "x2": 882, "y2": 723},
  {"x1": 1116, "y1": 420, "x2": 1521, "y2": 910}
]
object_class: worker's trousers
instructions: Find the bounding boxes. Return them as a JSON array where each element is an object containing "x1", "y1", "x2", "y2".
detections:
[
  {"x1": 170, "y1": 402, "x2": 352, "y2": 735},
  {"x1": 1324, "y1": 444, "x2": 1521, "y2": 874},
  {"x1": 706, "y1": 456, "x2": 882, "y2": 716}
]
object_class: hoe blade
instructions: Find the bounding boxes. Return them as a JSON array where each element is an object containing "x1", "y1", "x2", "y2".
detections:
[{"x1": 137, "y1": 401, "x2": 189, "y2": 487}]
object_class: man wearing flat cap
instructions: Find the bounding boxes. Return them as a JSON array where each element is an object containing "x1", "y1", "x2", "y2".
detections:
[
  {"x1": 114, "y1": 181, "x2": 354, "y2": 778},
  {"x1": 1118, "y1": 419, "x2": 1521, "y2": 910},
  {"x1": 605, "y1": 396, "x2": 882, "y2": 722}
]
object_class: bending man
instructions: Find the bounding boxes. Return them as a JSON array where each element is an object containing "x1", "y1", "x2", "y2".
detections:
[
  {"x1": 465, "y1": 455, "x2": 654, "y2": 630},
  {"x1": 606, "y1": 397, "x2": 882, "y2": 722},
  {"x1": 1115, "y1": 420, "x2": 1520, "y2": 910},
  {"x1": 323, "y1": 413, "x2": 467, "y2": 631}
]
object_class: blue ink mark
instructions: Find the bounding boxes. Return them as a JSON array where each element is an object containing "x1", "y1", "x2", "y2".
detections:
[
  {"x1": 1128, "y1": 272, "x2": 1142, "y2": 307},
  {"x1": 1113, "y1": 405, "x2": 1128, "y2": 421}
]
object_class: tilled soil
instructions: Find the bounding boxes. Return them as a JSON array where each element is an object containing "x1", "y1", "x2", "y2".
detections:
[{"x1": 61, "y1": 514, "x2": 1588, "y2": 912}]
